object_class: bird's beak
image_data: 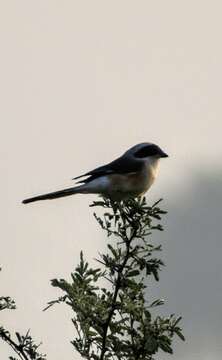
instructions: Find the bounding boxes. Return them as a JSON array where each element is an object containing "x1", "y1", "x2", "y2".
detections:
[{"x1": 160, "y1": 150, "x2": 169, "y2": 158}]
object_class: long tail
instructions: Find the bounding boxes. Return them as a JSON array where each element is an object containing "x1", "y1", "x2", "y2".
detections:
[{"x1": 22, "y1": 186, "x2": 83, "y2": 204}]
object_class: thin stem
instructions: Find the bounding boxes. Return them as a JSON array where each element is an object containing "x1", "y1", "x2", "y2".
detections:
[
  {"x1": 100, "y1": 226, "x2": 137, "y2": 360},
  {"x1": 0, "y1": 331, "x2": 29, "y2": 360}
]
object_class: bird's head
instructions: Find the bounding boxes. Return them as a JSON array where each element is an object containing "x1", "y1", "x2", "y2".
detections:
[{"x1": 125, "y1": 142, "x2": 168, "y2": 160}]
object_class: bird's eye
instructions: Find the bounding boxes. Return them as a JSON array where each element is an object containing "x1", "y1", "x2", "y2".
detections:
[{"x1": 134, "y1": 145, "x2": 159, "y2": 158}]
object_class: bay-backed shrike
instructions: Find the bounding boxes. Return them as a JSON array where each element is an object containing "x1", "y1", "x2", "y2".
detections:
[{"x1": 22, "y1": 143, "x2": 168, "y2": 204}]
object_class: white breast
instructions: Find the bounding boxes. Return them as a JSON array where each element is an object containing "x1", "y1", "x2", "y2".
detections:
[
  {"x1": 145, "y1": 157, "x2": 160, "y2": 179},
  {"x1": 142, "y1": 157, "x2": 160, "y2": 191}
]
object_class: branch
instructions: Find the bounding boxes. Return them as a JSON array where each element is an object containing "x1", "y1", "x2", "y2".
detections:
[
  {"x1": 100, "y1": 222, "x2": 137, "y2": 360},
  {"x1": 0, "y1": 329, "x2": 28, "y2": 360}
]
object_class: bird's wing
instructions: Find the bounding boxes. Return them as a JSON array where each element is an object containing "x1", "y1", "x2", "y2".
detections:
[{"x1": 73, "y1": 156, "x2": 143, "y2": 183}]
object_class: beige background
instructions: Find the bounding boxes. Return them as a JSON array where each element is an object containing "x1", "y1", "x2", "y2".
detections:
[{"x1": 1, "y1": 1, "x2": 222, "y2": 359}]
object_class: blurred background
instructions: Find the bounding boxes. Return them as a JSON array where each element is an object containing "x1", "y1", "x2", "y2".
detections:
[{"x1": 0, "y1": 1, "x2": 222, "y2": 359}]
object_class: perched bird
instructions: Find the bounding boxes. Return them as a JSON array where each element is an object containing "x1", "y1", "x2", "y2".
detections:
[{"x1": 22, "y1": 143, "x2": 168, "y2": 204}]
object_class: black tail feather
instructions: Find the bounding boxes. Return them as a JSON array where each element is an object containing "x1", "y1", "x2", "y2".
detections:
[{"x1": 22, "y1": 186, "x2": 80, "y2": 204}]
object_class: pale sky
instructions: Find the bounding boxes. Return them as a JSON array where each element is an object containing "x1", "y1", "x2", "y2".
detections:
[{"x1": 1, "y1": 1, "x2": 222, "y2": 359}]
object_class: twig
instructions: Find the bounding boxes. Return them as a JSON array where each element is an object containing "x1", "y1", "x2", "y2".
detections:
[
  {"x1": 0, "y1": 331, "x2": 28, "y2": 360},
  {"x1": 100, "y1": 228, "x2": 137, "y2": 360}
]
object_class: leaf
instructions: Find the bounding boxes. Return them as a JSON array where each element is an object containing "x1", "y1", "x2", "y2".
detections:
[
  {"x1": 150, "y1": 299, "x2": 165, "y2": 307},
  {"x1": 126, "y1": 270, "x2": 140, "y2": 277},
  {"x1": 107, "y1": 244, "x2": 117, "y2": 258},
  {"x1": 159, "y1": 341, "x2": 173, "y2": 354},
  {"x1": 15, "y1": 332, "x2": 22, "y2": 343},
  {"x1": 175, "y1": 328, "x2": 185, "y2": 341},
  {"x1": 173, "y1": 316, "x2": 182, "y2": 326}
]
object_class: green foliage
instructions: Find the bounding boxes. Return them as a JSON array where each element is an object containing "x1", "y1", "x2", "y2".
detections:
[
  {"x1": 0, "y1": 268, "x2": 46, "y2": 360},
  {"x1": 46, "y1": 197, "x2": 184, "y2": 359},
  {"x1": 0, "y1": 297, "x2": 16, "y2": 311}
]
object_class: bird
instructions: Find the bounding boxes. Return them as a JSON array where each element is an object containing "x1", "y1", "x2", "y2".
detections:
[{"x1": 22, "y1": 143, "x2": 168, "y2": 204}]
